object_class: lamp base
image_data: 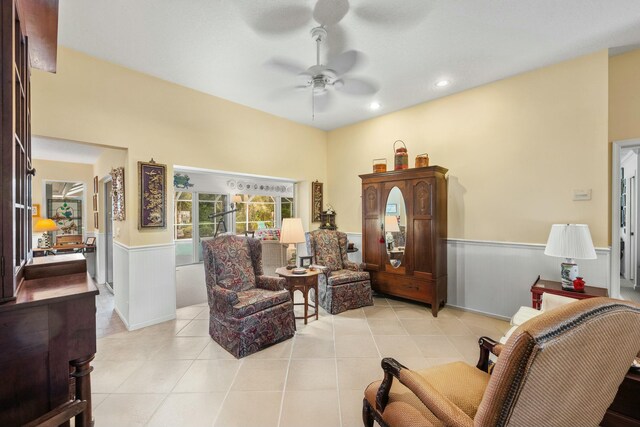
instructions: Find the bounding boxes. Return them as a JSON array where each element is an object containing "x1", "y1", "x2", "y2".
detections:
[
  {"x1": 560, "y1": 262, "x2": 578, "y2": 290},
  {"x1": 286, "y1": 244, "x2": 297, "y2": 269}
]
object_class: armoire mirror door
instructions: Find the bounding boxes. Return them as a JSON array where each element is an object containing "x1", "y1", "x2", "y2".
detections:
[{"x1": 385, "y1": 186, "x2": 407, "y2": 269}]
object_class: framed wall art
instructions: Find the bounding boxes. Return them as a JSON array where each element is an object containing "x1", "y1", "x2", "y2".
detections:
[
  {"x1": 138, "y1": 159, "x2": 167, "y2": 229},
  {"x1": 312, "y1": 180, "x2": 323, "y2": 223},
  {"x1": 94, "y1": 212, "x2": 99, "y2": 230},
  {"x1": 92, "y1": 194, "x2": 98, "y2": 211},
  {"x1": 110, "y1": 167, "x2": 126, "y2": 221},
  {"x1": 93, "y1": 176, "x2": 99, "y2": 194},
  {"x1": 32, "y1": 203, "x2": 40, "y2": 217}
]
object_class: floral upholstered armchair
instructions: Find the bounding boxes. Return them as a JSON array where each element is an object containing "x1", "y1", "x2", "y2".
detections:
[
  {"x1": 305, "y1": 229, "x2": 373, "y2": 314},
  {"x1": 203, "y1": 235, "x2": 295, "y2": 358}
]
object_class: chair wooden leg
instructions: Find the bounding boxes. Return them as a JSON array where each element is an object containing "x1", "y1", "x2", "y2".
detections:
[{"x1": 362, "y1": 398, "x2": 374, "y2": 427}]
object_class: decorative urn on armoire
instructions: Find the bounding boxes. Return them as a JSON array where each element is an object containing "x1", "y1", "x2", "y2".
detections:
[{"x1": 359, "y1": 166, "x2": 448, "y2": 317}]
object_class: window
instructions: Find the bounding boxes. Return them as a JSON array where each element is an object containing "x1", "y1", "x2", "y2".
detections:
[
  {"x1": 198, "y1": 193, "x2": 227, "y2": 261},
  {"x1": 175, "y1": 191, "x2": 229, "y2": 265},
  {"x1": 174, "y1": 189, "x2": 293, "y2": 266},
  {"x1": 235, "y1": 195, "x2": 276, "y2": 233},
  {"x1": 280, "y1": 197, "x2": 294, "y2": 223}
]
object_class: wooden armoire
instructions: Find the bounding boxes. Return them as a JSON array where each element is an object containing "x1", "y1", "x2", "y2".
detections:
[{"x1": 360, "y1": 166, "x2": 448, "y2": 316}]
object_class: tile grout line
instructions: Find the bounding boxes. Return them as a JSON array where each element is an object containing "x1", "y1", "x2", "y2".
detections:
[
  {"x1": 276, "y1": 326, "x2": 297, "y2": 427},
  {"x1": 140, "y1": 314, "x2": 202, "y2": 426},
  {"x1": 211, "y1": 357, "x2": 245, "y2": 427}
]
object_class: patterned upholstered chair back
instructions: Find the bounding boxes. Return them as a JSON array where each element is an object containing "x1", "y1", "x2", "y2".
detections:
[
  {"x1": 208, "y1": 235, "x2": 263, "y2": 292},
  {"x1": 306, "y1": 229, "x2": 350, "y2": 272},
  {"x1": 474, "y1": 298, "x2": 640, "y2": 427}
]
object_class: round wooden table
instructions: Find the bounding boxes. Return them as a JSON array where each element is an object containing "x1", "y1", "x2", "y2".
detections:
[{"x1": 275, "y1": 267, "x2": 320, "y2": 324}]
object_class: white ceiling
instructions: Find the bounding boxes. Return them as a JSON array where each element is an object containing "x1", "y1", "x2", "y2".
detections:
[
  {"x1": 32, "y1": 136, "x2": 104, "y2": 164},
  {"x1": 58, "y1": 0, "x2": 640, "y2": 131}
]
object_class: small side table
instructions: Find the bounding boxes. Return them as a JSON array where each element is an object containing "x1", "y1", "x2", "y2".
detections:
[
  {"x1": 530, "y1": 275, "x2": 608, "y2": 309},
  {"x1": 276, "y1": 267, "x2": 320, "y2": 324}
]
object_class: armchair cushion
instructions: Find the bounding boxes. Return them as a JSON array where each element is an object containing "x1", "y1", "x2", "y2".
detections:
[
  {"x1": 327, "y1": 269, "x2": 370, "y2": 286},
  {"x1": 365, "y1": 362, "x2": 488, "y2": 427},
  {"x1": 212, "y1": 236, "x2": 256, "y2": 291},
  {"x1": 313, "y1": 231, "x2": 342, "y2": 271},
  {"x1": 232, "y1": 288, "x2": 291, "y2": 318}
]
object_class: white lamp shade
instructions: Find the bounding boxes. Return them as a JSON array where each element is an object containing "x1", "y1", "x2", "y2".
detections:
[
  {"x1": 280, "y1": 218, "x2": 305, "y2": 244},
  {"x1": 544, "y1": 224, "x2": 597, "y2": 260},
  {"x1": 384, "y1": 215, "x2": 400, "y2": 233}
]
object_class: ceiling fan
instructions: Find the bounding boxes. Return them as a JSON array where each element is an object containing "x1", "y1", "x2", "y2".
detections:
[
  {"x1": 234, "y1": 0, "x2": 431, "y2": 38},
  {"x1": 266, "y1": 25, "x2": 379, "y2": 118}
]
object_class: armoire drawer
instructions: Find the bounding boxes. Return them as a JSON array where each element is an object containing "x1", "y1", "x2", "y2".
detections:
[{"x1": 372, "y1": 273, "x2": 434, "y2": 303}]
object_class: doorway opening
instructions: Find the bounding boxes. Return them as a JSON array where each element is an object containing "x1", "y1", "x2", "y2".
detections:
[
  {"x1": 104, "y1": 177, "x2": 114, "y2": 293},
  {"x1": 611, "y1": 139, "x2": 640, "y2": 303},
  {"x1": 41, "y1": 180, "x2": 86, "y2": 247}
]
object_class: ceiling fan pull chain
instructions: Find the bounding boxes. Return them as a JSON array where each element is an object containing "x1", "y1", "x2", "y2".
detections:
[{"x1": 312, "y1": 89, "x2": 315, "y2": 120}]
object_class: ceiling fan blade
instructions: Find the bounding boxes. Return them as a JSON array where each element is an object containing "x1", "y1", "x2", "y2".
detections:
[
  {"x1": 326, "y1": 50, "x2": 362, "y2": 76},
  {"x1": 336, "y1": 77, "x2": 379, "y2": 96},
  {"x1": 265, "y1": 57, "x2": 308, "y2": 76},
  {"x1": 354, "y1": 0, "x2": 431, "y2": 28},
  {"x1": 267, "y1": 85, "x2": 309, "y2": 101},
  {"x1": 234, "y1": 2, "x2": 312, "y2": 35},
  {"x1": 313, "y1": 0, "x2": 349, "y2": 26},
  {"x1": 325, "y1": 24, "x2": 347, "y2": 58},
  {"x1": 314, "y1": 91, "x2": 333, "y2": 112}
]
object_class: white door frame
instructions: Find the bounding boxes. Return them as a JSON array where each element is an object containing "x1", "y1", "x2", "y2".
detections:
[{"x1": 611, "y1": 138, "x2": 640, "y2": 298}]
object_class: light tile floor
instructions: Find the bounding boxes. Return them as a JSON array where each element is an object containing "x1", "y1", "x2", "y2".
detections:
[{"x1": 92, "y1": 297, "x2": 511, "y2": 427}]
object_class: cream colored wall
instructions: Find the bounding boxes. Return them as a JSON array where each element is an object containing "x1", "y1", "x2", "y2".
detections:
[
  {"x1": 31, "y1": 47, "x2": 328, "y2": 247},
  {"x1": 609, "y1": 49, "x2": 640, "y2": 142},
  {"x1": 32, "y1": 159, "x2": 95, "y2": 233},
  {"x1": 327, "y1": 51, "x2": 609, "y2": 247}
]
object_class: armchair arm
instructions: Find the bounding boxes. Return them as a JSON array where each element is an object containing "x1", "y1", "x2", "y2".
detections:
[
  {"x1": 343, "y1": 260, "x2": 364, "y2": 271},
  {"x1": 476, "y1": 336, "x2": 503, "y2": 372},
  {"x1": 376, "y1": 358, "x2": 474, "y2": 427},
  {"x1": 256, "y1": 275, "x2": 286, "y2": 291},
  {"x1": 209, "y1": 286, "x2": 239, "y2": 315}
]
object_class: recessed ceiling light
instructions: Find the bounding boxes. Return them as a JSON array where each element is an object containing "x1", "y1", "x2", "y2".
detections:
[
  {"x1": 369, "y1": 101, "x2": 381, "y2": 110},
  {"x1": 435, "y1": 80, "x2": 450, "y2": 88}
]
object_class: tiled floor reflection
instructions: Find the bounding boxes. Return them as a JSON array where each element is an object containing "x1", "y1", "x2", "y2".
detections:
[{"x1": 92, "y1": 297, "x2": 510, "y2": 427}]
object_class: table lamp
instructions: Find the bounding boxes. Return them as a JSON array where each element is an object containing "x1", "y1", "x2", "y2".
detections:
[
  {"x1": 34, "y1": 218, "x2": 59, "y2": 249},
  {"x1": 280, "y1": 218, "x2": 305, "y2": 269},
  {"x1": 544, "y1": 224, "x2": 596, "y2": 290},
  {"x1": 384, "y1": 215, "x2": 400, "y2": 250}
]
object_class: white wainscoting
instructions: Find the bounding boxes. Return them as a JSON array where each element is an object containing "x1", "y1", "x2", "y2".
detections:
[
  {"x1": 176, "y1": 263, "x2": 207, "y2": 308},
  {"x1": 113, "y1": 241, "x2": 177, "y2": 330},
  {"x1": 447, "y1": 239, "x2": 610, "y2": 319},
  {"x1": 345, "y1": 233, "x2": 610, "y2": 319}
]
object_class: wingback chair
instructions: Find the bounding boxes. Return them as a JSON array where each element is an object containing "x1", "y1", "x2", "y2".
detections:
[
  {"x1": 306, "y1": 229, "x2": 373, "y2": 314},
  {"x1": 203, "y1": 235, "x2": 295, "y2": 358},
  {"x1": 363, "y1": 297, "x2": 640, "y2": 427}
]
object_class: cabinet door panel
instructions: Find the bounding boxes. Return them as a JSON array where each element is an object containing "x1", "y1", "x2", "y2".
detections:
[
  {"x1": 364, "y1": 218, "x2": 381, "y2": 270},
  {"x1": 413, "y1": 219, "x2": 433, "y2": 275}
]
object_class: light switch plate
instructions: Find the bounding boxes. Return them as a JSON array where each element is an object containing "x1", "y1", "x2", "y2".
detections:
[{"x1": 573, "y1": 189, "x2": 592, "y2": 201}]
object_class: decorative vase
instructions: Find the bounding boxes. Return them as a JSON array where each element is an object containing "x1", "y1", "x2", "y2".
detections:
[
  {"x1": 573, "y1": 277, "x2": 585, "y2": 292},
  {"x1": 415, "y1": 153, "x2": 429, "y2": 168},
  {"x1": 394, "y1": 140, "x2": 408, "y2": 170},
  {"x1": 373, "y1": 158, "x2": 387, "y2": 173}
]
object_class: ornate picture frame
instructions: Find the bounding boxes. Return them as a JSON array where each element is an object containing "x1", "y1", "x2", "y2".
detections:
[
  {"x1": 138, "y1": 159, "x2": 167, "y2": 229},
  {"x1": 312, "y1": 181, "x2": 323, "y2": 223},
  {"x1": 110, "y1": 167, "x2": 126, "y2": 221}
]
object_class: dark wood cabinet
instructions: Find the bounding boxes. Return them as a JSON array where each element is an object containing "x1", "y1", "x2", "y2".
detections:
[
  {"x1": 1, "y1": 0, "x2": 33, "y2": 302},
  {"x1": 360, "y1": 166, "x2": 448, "y2": 316}
]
